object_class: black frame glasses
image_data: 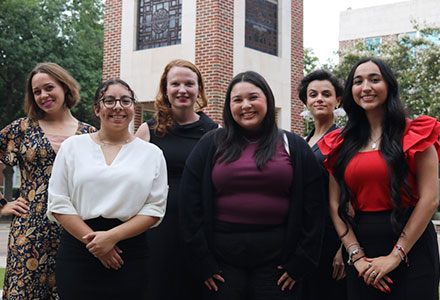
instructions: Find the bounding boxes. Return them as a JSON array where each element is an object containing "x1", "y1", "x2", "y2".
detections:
[{"x1": 100, "y1": 96, "x2": 135, "y2": 108}]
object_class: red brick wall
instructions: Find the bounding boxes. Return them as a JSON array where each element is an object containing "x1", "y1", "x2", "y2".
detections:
[
  {"x1": 291, "y1": 0, "x2": 304, "y2": 134},
  {"x1": 195, "y1": 0, "x2": 234, "y2": 125},
  {"x1": 103, "y1": 0, "x2": 122, "y2": 80}
]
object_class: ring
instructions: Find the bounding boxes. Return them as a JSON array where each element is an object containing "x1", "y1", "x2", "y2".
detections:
[
  {"x1": 368, "y1": 263, "x2": 372, "y2": 268},
  {"x1": 371, "y1": 271, "x2": 377, "y2": 277}
]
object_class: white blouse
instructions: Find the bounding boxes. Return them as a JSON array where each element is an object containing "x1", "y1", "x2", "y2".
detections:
[{"x1": 47, "y1": 134, "x2": 168, "y2": 226}]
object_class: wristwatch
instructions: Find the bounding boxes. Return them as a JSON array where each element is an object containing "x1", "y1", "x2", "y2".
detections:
[{"x1": 0, "y1": 198, "x2": 7, "y2": 208}]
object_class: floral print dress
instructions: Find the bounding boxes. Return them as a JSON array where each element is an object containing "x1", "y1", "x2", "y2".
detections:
[{"x1": 0, "y1": 117, "x2": 95, "y2": 300}]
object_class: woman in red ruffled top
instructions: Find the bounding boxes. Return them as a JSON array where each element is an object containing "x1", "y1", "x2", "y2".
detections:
[{"x1": 319, "y1": 57, "x2": 440, "y2": 299}]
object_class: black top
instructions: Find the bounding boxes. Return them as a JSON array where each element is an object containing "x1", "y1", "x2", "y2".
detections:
[
  {"x1": 148, "y1": 111, "x2": 218, "y2": 212},
  {"x1": 305, "y1": 124, "x2": 339, "y2": 227},
  {"x1": 180, "y1": 129, "x2": 325, "y2": 282}
]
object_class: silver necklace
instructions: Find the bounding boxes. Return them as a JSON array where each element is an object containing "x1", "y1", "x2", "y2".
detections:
[
  {"x1": 370, "y1": 135, "x2": 381, "y2": 149},
  {"x1": 97, "y1": 132, "x2": 131, "y2": 146}
]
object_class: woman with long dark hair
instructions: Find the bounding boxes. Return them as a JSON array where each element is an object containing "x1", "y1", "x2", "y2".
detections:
[
  {"x1": 181, "y1": 71, "x2": 324, "y2": 299},
  {"x1": 297, "y1": 69, "x2": 347, "y2": 299},
  {"x1": 136, "y1": 59, "x2": 218, "y2": 300},
  {"x1": 319, "y1": 58, "x2": 440, "y2": 299}
]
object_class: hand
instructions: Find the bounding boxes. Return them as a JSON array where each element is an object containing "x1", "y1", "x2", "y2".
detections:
[
  {"x1": 277, "y1": 266, "x2": 296, "y2": 291},
  {"x1": 83, "y1": 231, "x2": 118, "y2": 257},
  {"x1": 360, "y1": 255, "x2": 398, "y2": 293},
  {"x1": 97, "y1": 246, "x2": 124, "y2": 270},
  {"x1": 0, "y1": 197, "x2": 29, "y2": 217},
  {"x1": 332, "y1": 246, "x2": 346, "y2": 280},
  {"x1": 204, "y1": 274, "x2": 225, "y2": 292}
]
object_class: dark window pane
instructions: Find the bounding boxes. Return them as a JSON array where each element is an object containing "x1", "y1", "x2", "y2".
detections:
[
  {"x1": 137, "y1": 0, "x2": 182, "y2": 50},
  {"x1": 245, "y1": 0, "x2": 278, "y2": 56}
]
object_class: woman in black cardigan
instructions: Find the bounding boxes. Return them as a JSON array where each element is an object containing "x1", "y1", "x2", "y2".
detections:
[{"x1": 180, "y1": 71, "x2": 325, "y2": 300}]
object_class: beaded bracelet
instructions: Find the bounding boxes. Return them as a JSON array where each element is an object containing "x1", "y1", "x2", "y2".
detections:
[{"x1": 395, "y1": 244, "x2": 409, "y2": 266}]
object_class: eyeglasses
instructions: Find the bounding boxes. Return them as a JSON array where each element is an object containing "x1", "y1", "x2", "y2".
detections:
[{"x1": 100, "y1": 96, "x2": 135, "y2": 108}]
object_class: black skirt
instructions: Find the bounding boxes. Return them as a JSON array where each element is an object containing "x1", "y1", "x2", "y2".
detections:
[
  {"x1": 56, "y1": 217, "x2": 149, "y2": 300},
  {"x1": 345, "y1": 210, "x2": 439, "y2": 300}
]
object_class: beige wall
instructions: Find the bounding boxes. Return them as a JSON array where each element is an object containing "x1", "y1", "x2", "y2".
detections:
[
  {"x1": 120, "y1": 0, "x2": 197, "y2": 102},
  {"x1": 339, "y1": 0, "x2": 440, "y2": 42},
  {"x1": 233, "y1": 0, "x2": 292, "y2": 131}
]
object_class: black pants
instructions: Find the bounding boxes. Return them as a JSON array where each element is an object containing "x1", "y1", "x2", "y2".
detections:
[
  {"x1": 204, "y1": 222, "x2": 298, "y2": 300},
  {"x1": 56, "y1": 217, "x2": 149, "y2": 300},
  {"x1": 345, "y1": 210, "x2": 440, "y2": 300}
]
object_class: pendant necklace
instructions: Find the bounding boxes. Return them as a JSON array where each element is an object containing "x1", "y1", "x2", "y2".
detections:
[
  {"x1": 370, "y1": 135, "x2": 381, "y2": 150},
  {"x1": 97, "y1": 132, "x2": 131, "y2": 146}
]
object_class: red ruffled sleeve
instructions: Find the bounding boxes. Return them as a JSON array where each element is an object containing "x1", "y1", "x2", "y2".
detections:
[
  {"x1": 318, "y1": 128, "x2": 344, "y2": 174},
  {"x1": 402, "y1": 116, "x2": 440, "y2": 173}
]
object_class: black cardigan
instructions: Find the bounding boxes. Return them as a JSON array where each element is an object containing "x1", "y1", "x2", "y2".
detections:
[{"x1": 179, "y1": 129, "x2": 325, "y2": 282}]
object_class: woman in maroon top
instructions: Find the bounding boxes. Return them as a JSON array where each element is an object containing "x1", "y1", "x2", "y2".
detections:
[
  {"x1": 180, "y1": 71, "x2": 325, "y2": 300},
  {"x1": 319, "y1": 58, "x2": 440, "y2": 299}
]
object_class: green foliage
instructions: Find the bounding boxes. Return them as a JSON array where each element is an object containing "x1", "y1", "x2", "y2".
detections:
[
  {"x1": 303, "y1": 48, "x2": 319, "y2": 75},
  {"x1": 0, "y1": 0, "x2": 104, "y2": 128},
  {"x1": 331, "y1": 26, "x2": 440, "y2": 119}
]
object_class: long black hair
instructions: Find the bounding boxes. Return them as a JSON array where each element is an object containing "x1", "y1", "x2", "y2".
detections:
[
  {"x1": 215, "y1": 71, "x2": 281, "y2": 170},
  {"x1": 330, "y1": 58, "x2": 412, "y2": 235}
]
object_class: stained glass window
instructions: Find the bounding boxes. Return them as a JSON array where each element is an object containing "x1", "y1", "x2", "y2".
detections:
[
  {"x1": 245, "y1": 0, "x2": 278, "y2": 56},
  {"x1": 137, "y1": 0, "x2": 182, "y2": 50}
]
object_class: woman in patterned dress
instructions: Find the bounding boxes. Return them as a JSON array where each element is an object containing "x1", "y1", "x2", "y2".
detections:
[{"x1": 0, "y1": 62, "x2": 95, "y2": 299}]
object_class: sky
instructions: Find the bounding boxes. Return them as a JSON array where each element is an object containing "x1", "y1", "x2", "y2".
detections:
[{"x1": 304, "y1": 0, "x2": 406, "y2": 65}]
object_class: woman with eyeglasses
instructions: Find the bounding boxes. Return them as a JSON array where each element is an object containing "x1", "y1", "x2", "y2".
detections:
[{"x1": 47, "y1": 79, "x2": 168, "y2": 300}]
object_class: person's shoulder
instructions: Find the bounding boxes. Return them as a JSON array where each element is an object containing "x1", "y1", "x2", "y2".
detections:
[
  {"x1": 403, "y1": 115, "x2": 440, "y2": 153},
  {"x1": 77, "y1": 121, "x2": 97, "y2": 133},
  {"x1": 133, "y1": 137, "x2": 163, "y2": 154},
  {"x1": 64, "y1": 133, "x2": 91, "y2": 145},
  {"x1": 198, "y1": 112, "x2": 219, "y2": 129},
  {"x1": 7, "y1": 117, "x2": 34, "y2": 131},
  {"x1": 283, "y1": 130, "x2": 309, "y2": 147}
]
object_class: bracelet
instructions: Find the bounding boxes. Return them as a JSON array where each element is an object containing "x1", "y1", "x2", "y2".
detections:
[
  {"x1": 350, "y1": 255, "x2": 365, "y2": 266},
  {"x1": 347, "y1": 247, "x2": 364, "y2": 265},
  {"x1": 395, "y1": 244, "x2": 409, "y2": 267},
  {"x1": 346, "y1": 242, "x2": 360, "y2": 251}
]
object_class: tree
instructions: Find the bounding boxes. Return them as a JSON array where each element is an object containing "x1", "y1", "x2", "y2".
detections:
[
  {"x1": 304, "y1": 47, "x2": 319, "y2": 75},
  {"x1": 0, "y1": 0, "x2": 104, "y2": 128},
  {"x1": 332, "y1": 26, "x2": 440, "y2": 119}
]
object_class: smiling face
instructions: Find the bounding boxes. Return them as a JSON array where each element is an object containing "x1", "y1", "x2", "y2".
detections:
[
  {"x1": 166, "y1": 66, "x2": 199, "y2": 111},
  {"x1": 306, "y1": 80, "x2": 341, "y2": 121},
  {"x1": 352, "y1": 61, "x2": 388, "y2": 115},
  {"x1": 229, "y1": 81, "x2": 268, "y2": 133},
  {"x1": 94, "y1": 83, "x2": 134, "y2": 131},
  {"x1": 31, "y1": 72, "x2": 66, "y2": 116}
]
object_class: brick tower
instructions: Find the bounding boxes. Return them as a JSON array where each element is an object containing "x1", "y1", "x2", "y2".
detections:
[{"x1": 102, "y1": 0, "x2": 304, "y2": 134}]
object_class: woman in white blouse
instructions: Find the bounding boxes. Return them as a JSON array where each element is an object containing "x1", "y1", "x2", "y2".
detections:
[{"x1": 47, "y1": 79, "x2": 168, "y2": 300}]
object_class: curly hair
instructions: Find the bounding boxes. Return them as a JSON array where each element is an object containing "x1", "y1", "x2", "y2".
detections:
[
  {"x1": 297, "y1": 69, "x2": 343, "y2": 105},
  {"x1": 24, "y1": 62, "x2": 79, "y2": 120},
  {"x1": 153, "y1": 59, "x2": 208, "y2": 137}
]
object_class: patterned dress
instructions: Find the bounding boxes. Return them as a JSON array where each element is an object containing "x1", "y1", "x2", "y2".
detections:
[{"x1": 0, "y1": 117, "x2": 95, "y2": 300}]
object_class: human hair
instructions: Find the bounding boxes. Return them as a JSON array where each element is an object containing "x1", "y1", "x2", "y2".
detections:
[
  {"x1": 93, "y1": 79, "x2": 135, "y2": 112},
  {"x1": 153, "y1": 59, "x2": 208, "y2": 137},
  {"x1": 297, "y1": 69, "x2": 343, "y2": 105},
  {"x1": 215, "y1": 71, "x2": 281, "y2": 170},
  {"x1": 330, "y1": 58, "x2": 411, "y2": 235},
  {"x1": 24, "y1": 62, "x2": 80, "y2": 119}
]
